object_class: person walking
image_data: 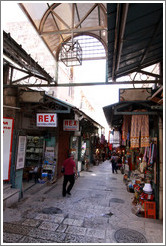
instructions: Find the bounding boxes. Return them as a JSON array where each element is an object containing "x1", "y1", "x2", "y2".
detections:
[
  {"x1": 62, "y1": 153, "x2": 78, "y2": 197},
  {"x1": 111, "y1": 153, "x2": 118, "y2": 174},
  {"x1": 101, "y1": 150, "x2": 105, "y2": 162},
  {"x1": 117, "y1": 155, "x2": 122, "y2": 170}
]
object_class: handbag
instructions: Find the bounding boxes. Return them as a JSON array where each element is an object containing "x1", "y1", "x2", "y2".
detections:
[{"x1": 61, "y1": 167, "x2": 65, "y2": 173}]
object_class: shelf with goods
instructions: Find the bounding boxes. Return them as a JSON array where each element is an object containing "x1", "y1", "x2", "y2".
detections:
[
  {"x1": 23, "y1": 136, "x2": 44, "y2": 181},
  {"x1": 25, "y1": 136, "x2": 44, "y2": 166}
]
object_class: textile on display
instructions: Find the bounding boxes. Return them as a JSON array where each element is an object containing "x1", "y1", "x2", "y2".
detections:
[
  {"x1": 130, "y1": 111, "x2": 149, "y2": 148},
  {"x1": 122, "y1": 115, "x2": 131, "y2": 143}
]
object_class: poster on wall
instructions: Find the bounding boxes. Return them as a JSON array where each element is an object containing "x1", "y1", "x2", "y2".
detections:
[
  {"x1": 16, "y1": 136, "x2": 27, "y2": 169},
  {"x1": 44, "y1": 147, "x2": 55, "y2": 164},
  {"x1": 3, "y1": 117, "x2": 14, "y2": 181}
]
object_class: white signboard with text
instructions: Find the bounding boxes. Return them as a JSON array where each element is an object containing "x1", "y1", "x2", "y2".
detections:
[
  {"x1": 63, "y1": 120, "x2": 79, "y2": 131},
  {"x1": 16, "y1": 136, "x2": 27, "y2": 169},
  {"x1": 37, "y1": 113, "x2": 57, "y2": 127},
  {"x1": 3, "y1": 118, "x2": 14, "y2": 180}
]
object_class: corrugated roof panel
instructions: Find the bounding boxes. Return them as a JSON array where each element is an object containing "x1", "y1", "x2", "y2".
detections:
[{"x1": 107, "y1": 3, "x2": 163, "y2": 81}]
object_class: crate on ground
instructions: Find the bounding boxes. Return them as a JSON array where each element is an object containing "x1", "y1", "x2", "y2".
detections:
[{"x1": 144, "y1": 201, "x2": 156, "y2": 219}]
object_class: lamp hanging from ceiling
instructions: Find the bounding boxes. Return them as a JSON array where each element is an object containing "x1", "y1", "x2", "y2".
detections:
[{"x1": 59, "y1": 31, "x2": 82, "y2": 67}]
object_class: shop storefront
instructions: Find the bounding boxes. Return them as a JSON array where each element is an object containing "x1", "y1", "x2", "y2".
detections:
[
  {"x1": 103, "y1": 97, "x2": 163, "y2": 220},
  {"x1": 16, "y1": 109, "x2": 59, "y2": 190},
  {"x1": 3, "y1": 86, "x2": 105, "y2": 203},
  {"x1": 78, "y1": 117, "x2": 104, "y2": 170},
  {"x1": 3, "y1": 89, "x2": 73, "y2": 197}
]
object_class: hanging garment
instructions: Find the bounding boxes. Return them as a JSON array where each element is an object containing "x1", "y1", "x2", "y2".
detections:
[
  {"x1": 140, "y1": 114, "x2": 150, "y2": 148},
  {"x1": 143, "y1": 147, "x2": 147, "y2": 162},
  {"x1": 130, "y1": 112, "x2": 149, "y2": 148},
  {"x1": 122, "y1": 115, "x2": 131, "y2": 142}
]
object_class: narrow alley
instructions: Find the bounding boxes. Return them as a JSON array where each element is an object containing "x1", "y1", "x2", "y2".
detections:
[{"x1": 3, "y1": 160, "x2": 163, "y2": 244}]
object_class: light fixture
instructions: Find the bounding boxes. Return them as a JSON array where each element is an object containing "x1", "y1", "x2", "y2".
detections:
[{"x1": 59, "y1": 39, "x2": 82, "y2": 67}]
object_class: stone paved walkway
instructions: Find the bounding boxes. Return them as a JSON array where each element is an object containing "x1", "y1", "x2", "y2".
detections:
[{"x1": 3, "y1": 160, "x2": 163, "y2": 244}]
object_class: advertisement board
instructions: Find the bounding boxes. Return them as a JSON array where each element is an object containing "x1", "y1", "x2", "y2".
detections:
[
  {"x1": 37, "y1": 113, "x2": 57, "y2": 127},
  {"x1": 3, "y1": 118, "x2": 14, "y2": 181},
  {"x1": 16, "y1": 136, "x2": 27, "y2": 169}
]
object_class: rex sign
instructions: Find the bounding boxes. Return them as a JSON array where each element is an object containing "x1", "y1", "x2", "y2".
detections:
[
  {"x1": 63, "y1": 119, "x2": 79, "y2": 131},
  {"x1": 37, "y1": 113, "x2": 57, "y2": 127}
]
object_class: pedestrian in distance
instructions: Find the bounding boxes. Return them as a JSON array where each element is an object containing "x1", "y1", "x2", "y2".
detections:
[
  {"x1": 111, "y1": 153, "x2": 118, "y2": 174},
  {"x1": 117, "y1": 155, "x2": 122, "y2": 170},
  {"x1": 61, "y1": 153, "x2": 78, "y2": 197},
  {"x1": 33, "y1": 166, "x2": 39, "y2": 183},
  {"x1": 101, "y1": 150, "x2": 105, "y2": 162}
]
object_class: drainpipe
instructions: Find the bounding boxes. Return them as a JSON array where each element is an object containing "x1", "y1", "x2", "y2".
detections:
[{"x1": 116, "y1": 3, "x2": 129, "y2": 73}]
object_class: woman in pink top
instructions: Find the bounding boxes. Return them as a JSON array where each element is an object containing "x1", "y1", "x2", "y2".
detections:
[{"x1": 62, "y1": 153, "x2": 78, "y2": 197}]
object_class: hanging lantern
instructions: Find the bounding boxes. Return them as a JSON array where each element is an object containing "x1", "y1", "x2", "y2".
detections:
[{"x1": 59, "y1": 40, "x2": 82, "y2": 67}]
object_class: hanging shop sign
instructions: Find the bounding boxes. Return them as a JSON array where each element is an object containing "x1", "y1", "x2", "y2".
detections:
[
  {"x1": 37, "y1": 113, "x2": 57, "y2": 127},
  {"x1": 119, "y1": 88, "x2": 152, "y2": 102},
  {"x1": 3, "y1": 117, "x2": 14, "y2": 181},
  {"x1": 63, "y1": 120, "x2": 79, "y2": 131},
  {"x1": 19, "y1": 91, "x2": 45, "y2": 103},
  {"x1": 16, "y1": 136, "x2": 27, "y2": 169}
]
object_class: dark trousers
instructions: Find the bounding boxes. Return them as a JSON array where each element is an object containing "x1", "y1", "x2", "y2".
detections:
[
  {"x1": 62, "y1": 174, "x2": 75, "y2": 196},
  {"x1": 34, "y1": 172, "x2": 38, "y2": 183},
  {"x1": 112, "y1": 163, "x2": 117, "y2": 173}
]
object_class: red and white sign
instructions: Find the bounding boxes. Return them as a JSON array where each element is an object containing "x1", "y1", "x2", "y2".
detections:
[
  {"x1": 3, "y1": 118, "x2": 14, "y2": 181},
  {"x1": 63, "y1": 120, "x2": 79, "y2": 131},
  {"x1": 37, "y1": 113, "x2": 57, "y2": 127}
]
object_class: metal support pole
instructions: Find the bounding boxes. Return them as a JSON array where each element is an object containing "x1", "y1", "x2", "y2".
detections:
[{"x1": 158, "y1": 116, "x2": 163, "y2": 220}]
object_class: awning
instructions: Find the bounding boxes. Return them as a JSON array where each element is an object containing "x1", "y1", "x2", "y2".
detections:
[
  {"x1": 18, "y1": 90, "x2": 104, "y2": 129},
  {"x1": 103, "y1": 100, "x2": 163, "y2": 129}
]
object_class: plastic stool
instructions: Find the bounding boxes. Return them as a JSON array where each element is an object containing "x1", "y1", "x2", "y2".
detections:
[{"x1": 144, "y1": 201, "x2": 156, "y2": 219}]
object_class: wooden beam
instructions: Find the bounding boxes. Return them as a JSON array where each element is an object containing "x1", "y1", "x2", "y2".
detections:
[
  {"x1": 75, "y1": 3, "x2": 98, "y2": 28},
  {"x1": 47, "y1": 3, "x2": 65, "y2": 42},
  {"x1": 150, "y1": 86, "x2": 163, "y2": 99},
  {"x1": 52, "y1": 11, "x2": 70, "y2": 29},
  {"x1": 75, "y1": 3, "x2": 81, "y2": 28},
  {"x1": 40, "y1": 26, "x2": 106, "y2": 36},
  {"x1": 138, "y1": 69, "x2": 161, "y2": 79}
]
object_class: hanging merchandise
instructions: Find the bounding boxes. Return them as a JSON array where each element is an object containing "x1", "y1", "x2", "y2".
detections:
[
  {"x1": 140, "y1": 161, "x2": 147, "y2": 173},
  {"x1": 150, "y1": 144, "x2": 154, "y2": 164},
  {"x1": 122, "y1": 115, "x2": 131, "y2": 145},
  {"x1": 140, "y1": 192, "x2": 154, "y2": 202},
  {"x1": 143, "y1": 147, "x2": 148, "y2": 162},
  {"x1": 130, "y1": 111, "x2": 150, "y2": 148}
]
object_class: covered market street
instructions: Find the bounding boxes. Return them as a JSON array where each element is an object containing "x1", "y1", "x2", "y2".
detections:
[{"x1": 3, "y1": 160, "x2": 163, "y2": 244}]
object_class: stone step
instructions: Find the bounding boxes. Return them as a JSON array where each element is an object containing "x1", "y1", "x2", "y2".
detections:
[
  {"x1": 3, "y1": 187, "x2": 20, "y2": 209},
  {"x1": 3, "y1": 183, "x2": 12, "y2": 191}
]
